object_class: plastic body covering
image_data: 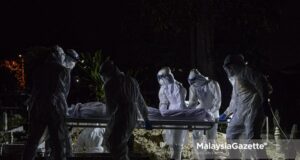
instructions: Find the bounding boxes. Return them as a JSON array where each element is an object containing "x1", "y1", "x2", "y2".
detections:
[
  {"x1": 188, "y1": 79, "x2": 221, "y2": 159},
  {"x1": 159, "y1": 81, "x2": 188, "y2": 160},
  {"x1": 22, "y1": 53, "x2": 72, "y2": 160},
  {"x1": 102, "y1": 73, "x2": 149, "y2": 160},
  {"x1": 225, "y1": 66, "x2": 269, "y2": 159},
  {"x1": 74, "y1": 128, "x2": 105, "y2": 153}
]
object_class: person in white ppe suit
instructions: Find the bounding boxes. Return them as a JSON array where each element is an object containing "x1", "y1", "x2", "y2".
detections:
[
  {"x1": 220, "y1": 54, "x2": 269, "y2": 159},
  {"x1": 99, "y1": 60, "x2": 152, "y2": 160},
  {"x1": 23, "y1": 46, "x2": 79, "y2": 160},
  {"x1": 187, "y1": 69, "x2": 221, "y2": 159},
  {"x1": 74, "y1": 128, "x2": 106, "y2": 153},
  {"x1": 157, "y1": 67, "x2": 188, "y2": 160}
]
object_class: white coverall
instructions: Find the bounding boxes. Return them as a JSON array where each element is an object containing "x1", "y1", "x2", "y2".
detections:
[
  {"x1": 74, "y1": 128, "x2": 105, "y2": 153},
  {"x1": 224, "y1": 66, "x2": 269, "y2": 159},
  {"x1": 159, "y1": 81, "x2": 188, "y2": 160},
  {"x1": 188, "y1": 78, "x2": 221, "y2": 159}
]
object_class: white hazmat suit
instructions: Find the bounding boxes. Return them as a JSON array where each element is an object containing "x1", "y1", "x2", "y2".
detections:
[
  {"x1": 157, "y1": 67, "x2": 188, "y2": 160},
  {"x1": 222, "y1": 54, "x2": 269, "y2": 159},
  {"x1": 187, "y1": 69, "x2": 221, "y2": 159},
  {"x1": 74, "y1": 128, "x2": 106, "y2": 153},
  {"x1": 100, "y1": 60, "x2": 152, "y2": 160},
  {"x1": 22, "y1": 46, "x2": 79, "y2": 160}
]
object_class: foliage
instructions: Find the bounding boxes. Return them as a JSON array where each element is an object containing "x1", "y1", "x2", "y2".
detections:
[
  {"x1": 133, "y1": 129, "x2": 194, "y2": 159},
  {"x1": 0, "y1": 114, "x2": 24, "y2": 143},
  {"x1": 77, "y1": 50, "x2": 105, "y2": 101}
]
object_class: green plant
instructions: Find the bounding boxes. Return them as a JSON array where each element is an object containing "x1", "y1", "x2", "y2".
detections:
[{"x1": 77, "y1": 50, "x2": 105, "y2": 101}]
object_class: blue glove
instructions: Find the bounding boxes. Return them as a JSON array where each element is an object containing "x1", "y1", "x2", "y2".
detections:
[
  {"x1": 219, "y1": 113, "x2": 227, "y2": 122},
  {"x1": 144, "y1": 120, "x2": 152, "y2": 130}
]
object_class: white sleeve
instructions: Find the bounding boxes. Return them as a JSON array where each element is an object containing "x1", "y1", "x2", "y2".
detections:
[
  {"x1": 225, "y1": 85, "x2": 236, "y2": 115},
  {"x1": 134, "y1": 80, "x2": 149, "y2": 121},
  {"x1": 188, "y1": 85, "x2": 198, "y2": 108},
  {"x1": 179, "y1": 85, "x2": 187, "y2": 108},
  {"x1": 159, "y1": 87, "x2": 169, "y2": 115},
  {"x1": 209, "y1": 81, "x2": 221, "y2": 113}
]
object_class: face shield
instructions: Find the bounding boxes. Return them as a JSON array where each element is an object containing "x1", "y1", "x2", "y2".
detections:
[
  {"x1": 228, "y1": 76, "x2": 235, "y2": 86},
  {"x1": 157, "y1": 67, "x2": 175, "y2": 86},
  {"x1": 99, "y1": 60, "x2": 119, "y2": 84},
  {"x1": 223, "y1": 64, "x2": 234, "y2": 77},
  {"x1": 51, "y1": 45, "x2": 66, "y2": 65},
  {"x1": 223, "y1": 54, "x2": 245, "y2": 77},
  {"x1": 64, "y1": 56, "x2": 77, "y2": 69},
  {"x1": 64, "y1": 49, "x2": 80, "y2": 69},
  {"x1": 157, "y1": 74, "x2": 174, "y2": 86},
  {"x1": 187, "y1": 69, "x2": 207, "y2": 85}
]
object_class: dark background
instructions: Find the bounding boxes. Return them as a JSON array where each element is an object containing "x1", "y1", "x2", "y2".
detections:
[{"x1": 0, "y1": 0, "x2": 299, "y2": 114}]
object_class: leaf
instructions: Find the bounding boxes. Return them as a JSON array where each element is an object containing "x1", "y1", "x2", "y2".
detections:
[{"x1": 77, "y1": 50, "x2": 105, "y2": 101}]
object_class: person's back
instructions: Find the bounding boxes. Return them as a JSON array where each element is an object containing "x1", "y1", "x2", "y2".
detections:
[
  {"x1": 100, "y1": 60, "x2": 151, "y2": 160},
  {"x1": 230, "y1": 66, "x2": 267, "y2": 127},
  {"x1": 23, "y1": 46, "x2": 79, "y2": 160},
  {"x1": 221, "y1": 54, "x2": 269, "y2": 159},
  {"x1": 104, "y1": 74, "x2": 141, "y2": 130}
]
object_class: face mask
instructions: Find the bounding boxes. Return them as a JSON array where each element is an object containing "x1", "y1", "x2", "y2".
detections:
[
  {"x1": 63, "y1": 56, "x2": 76, "y2": 69},
  {"x1": 157, "y1": 74, "x2": 174, "y2": 86},
  {"x1": 228, "y1": 76, "x2": 235, "y2": 86},
  {"x1": 223, "y1": 65, "x2": 235, "y2": 77},
  {"x1": 158, "y1": 78, "x2": 167, "y2": 86}
]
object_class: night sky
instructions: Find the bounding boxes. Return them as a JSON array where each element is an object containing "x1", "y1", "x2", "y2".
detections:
[
  {"x1": 1, "y1": 1, "x2": 300, "y2": 108},
  {"x1": 0, "y1": 1, "x2": 119, "y2": 52},
  {"x1": 0, "y1": 1, "x2": 299, "y2": 67}
]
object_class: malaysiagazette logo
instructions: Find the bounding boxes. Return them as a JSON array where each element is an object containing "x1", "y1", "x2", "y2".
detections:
[{"x1": 196, "y1": 142, "x2": 268, "y2": 150}]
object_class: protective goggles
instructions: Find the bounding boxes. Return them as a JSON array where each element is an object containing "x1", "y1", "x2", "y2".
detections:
[
  {"x1": 188, "y1": 78, "x2": 196, "y2": 85},
  {"x1": 65, "y1": 51, "x2": 80, "y2": 62},
  {"x1": 157, "y1": 74, "x2": 171, "y2": 80}
]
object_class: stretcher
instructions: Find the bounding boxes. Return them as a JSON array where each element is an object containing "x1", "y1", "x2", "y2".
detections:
[{"x1": 66, "y1": 117, "x2": 216, "y2": 130}]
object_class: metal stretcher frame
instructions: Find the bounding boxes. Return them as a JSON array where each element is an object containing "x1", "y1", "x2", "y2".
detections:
[{"x1": 66, "y1": 117, "x2": 215, "y2": 130}]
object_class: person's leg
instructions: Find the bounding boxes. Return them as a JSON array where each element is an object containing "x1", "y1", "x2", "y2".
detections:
[
  {"x1": 22, "y1": 120, "x2": 47, "y2": 160},
  {"x1": 110, "y1": 132, "x2": 131, "y2": 160},
  {"x1": 226, "y1": 124, "x2": 244, "y2": 159},
  {"x1": 207, "y1": 123, "x2": 218, "y2": 142},
  {"x1": 244, "y1": 112, "x2": 268, "y2": 159},
  {"x1": 192, "y1": 130, "x2": 205, "y2": 160},
  {"x1": 48, "y1": 112, "x2": 68, "y2": 160},
  {"x1": 171, "y1": 129, "x2": 187, "y2": 160},
  {"x1": 206, "y1": 123, "x2": 218, "y2": 159},
  {"x1": 171, "y1": 144, "x2": 183, "y2": 160},
  {"x1": 107, "y1": 123, "x2": 135, "y2": 160},
  {"x1": 65, "y1": 128, "x2": 73, "y2": 157}
]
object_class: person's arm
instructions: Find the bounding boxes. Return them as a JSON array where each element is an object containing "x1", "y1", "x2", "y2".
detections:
[
  {"x1": 209, "y1": 81, "x2": 222, "y2": 113},
  {"x1": 159, "y1": 87, "x2": 169, "y2": 116},
  {"x1": 134, "y1": 80, "x2": 149, "y2": 121},
  {"x1": 129, "y1": 78, "x2": 152, "y2": 130},
  {"x1": 104, "y1": 82, "x2": 118, "y2": 116},
  {"x1": 188, "y1": 85, "x2": 198, "y2": 108},
  {"x1": 179, "y1": 84, "x2": 187, "y2": 108},
  {"x1": 224, "y1": 87, "x2": 237, "y2": 116}
]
